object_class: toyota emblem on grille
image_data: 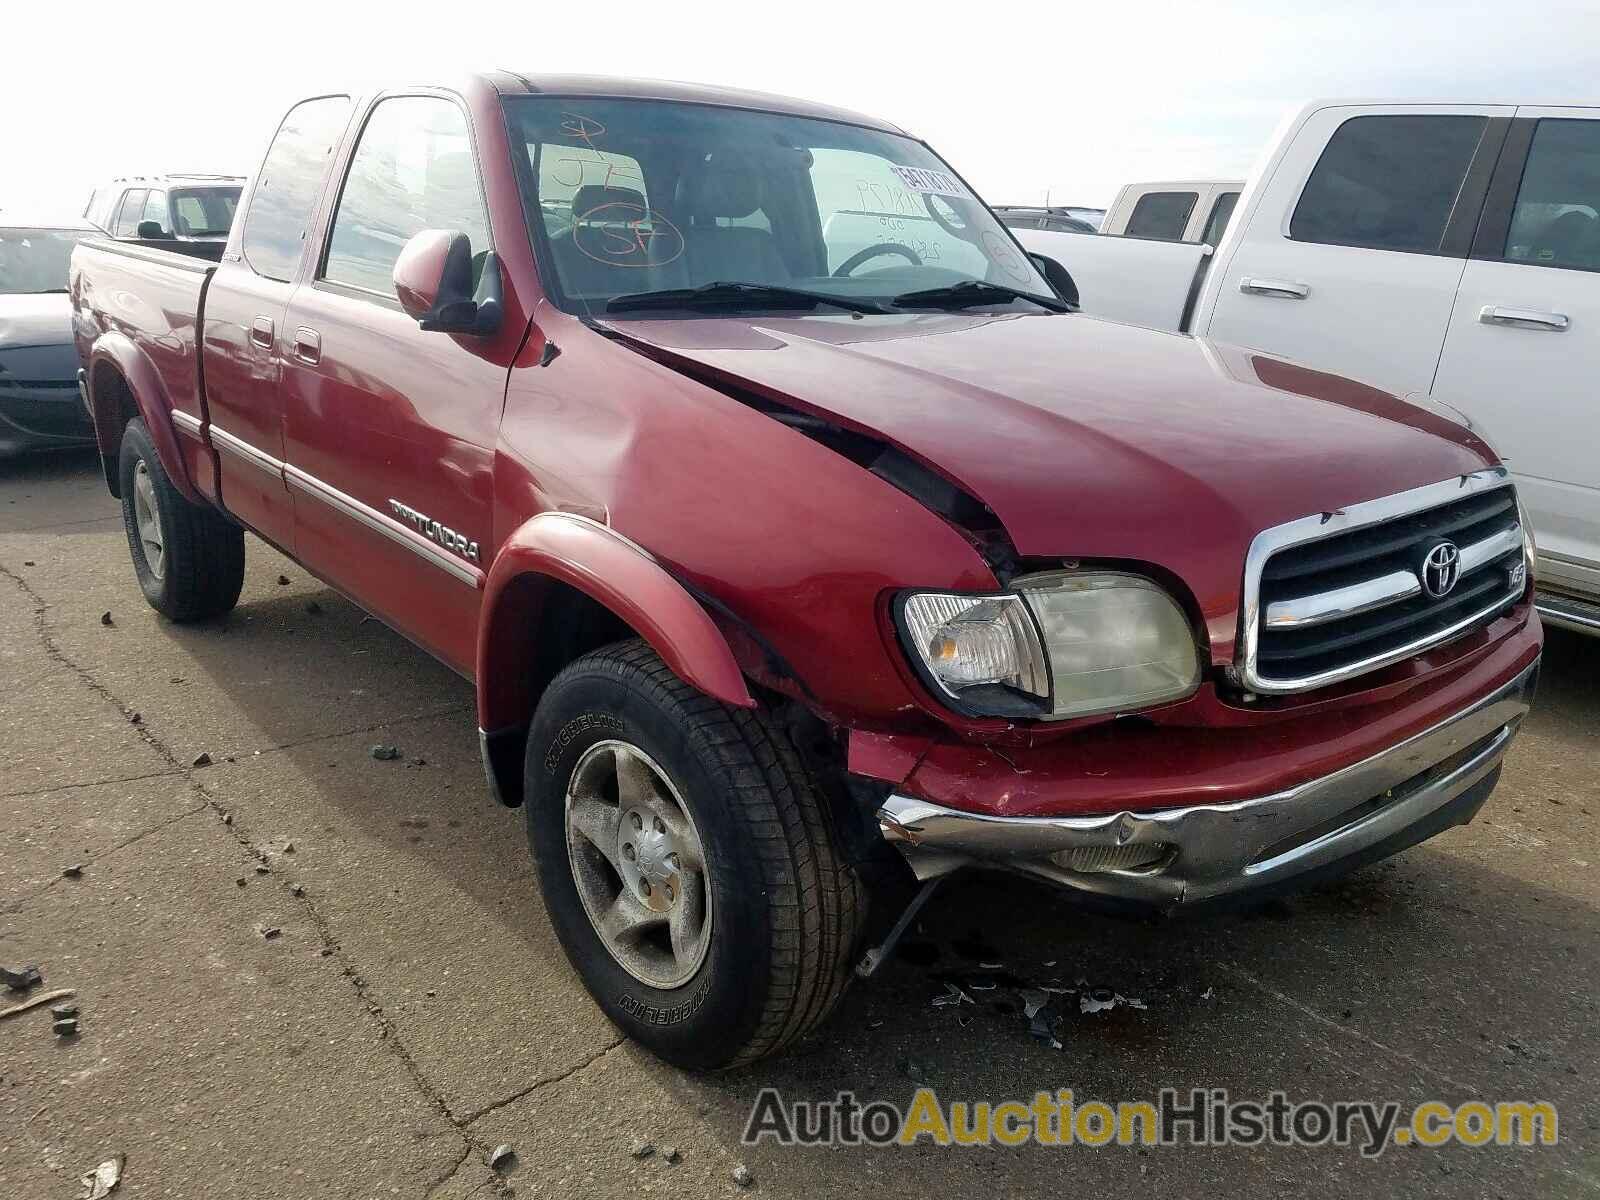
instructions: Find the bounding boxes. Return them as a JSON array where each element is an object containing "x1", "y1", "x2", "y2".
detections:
[{"x1": 1420, "y1": 541, "x2": 1461, "y2": 599}]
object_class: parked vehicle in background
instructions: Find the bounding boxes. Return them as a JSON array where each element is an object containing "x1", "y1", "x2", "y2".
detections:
[
  {"x1": 83, "y1": 175, "x2": 243, "y2": 250},
  {"x1": 993, "y1": 205, "x2": 1101, "y2": 233},
  {"x1": 1100, "y1": 179, "x2": 1243, "y2": 244},
  {"x1": 72, "y1": 75, "x2": 1540, "y2": 1070},
  {"x1": 0, "y1": 219, "x2": 98, "y2": 455},
  {"x1": 1013, "y1": 102, "x2": 1600, "y2": 635}
]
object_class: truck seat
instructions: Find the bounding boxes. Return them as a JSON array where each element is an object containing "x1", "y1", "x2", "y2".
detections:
[
  {"x1": 674, "y1": 155, "x2": 788, "y2": 286},
  {"x1": 549, "y1": 184, "x2": 688, "y2": 302}
]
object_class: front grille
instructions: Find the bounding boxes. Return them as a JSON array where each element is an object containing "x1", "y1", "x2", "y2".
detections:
[{"x1": 1243, "y1": 474, "x2": 1525, "y2": 692}]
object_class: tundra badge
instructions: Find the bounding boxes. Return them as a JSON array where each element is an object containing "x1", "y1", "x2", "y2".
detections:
[{"x1": 389, "y1": 499, "x2": 481, "y2": 563}]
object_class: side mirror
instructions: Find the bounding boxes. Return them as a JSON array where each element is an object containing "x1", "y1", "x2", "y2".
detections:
[
  {"x1": 393, "y1": 229, "x2": 503, "y2": 337},
  {"x1": 1029, "y1": 252, "x2": 1080, "y2": 310},
  {"x1": 136, "y1": 220, "x2": 167, "y2": 239}
]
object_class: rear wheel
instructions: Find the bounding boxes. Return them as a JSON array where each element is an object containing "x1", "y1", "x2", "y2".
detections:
[
  {"x1": 525, "y1": 640, "x2": 865, "y2": 1070},
  {"x1": 118, "y1": 419, "x2": 244, "y2": 621}
]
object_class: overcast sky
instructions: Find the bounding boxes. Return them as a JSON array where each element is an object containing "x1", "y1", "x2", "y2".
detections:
[{"x1": 6, "y1": 0, "x2": 1598, "y2": 221}]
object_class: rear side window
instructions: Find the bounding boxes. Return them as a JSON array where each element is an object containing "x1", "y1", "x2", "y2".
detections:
[
  {"x1": 323, "y1": 95, "x2": 490, "y2": 298},
  {"x1": 1290, "y1": 115, "x2": 1486, "y2": 253},
  {"x1": 113, "y1": 189, "x2": 147, "y2": 238},
  {"x1": 241, "y1": 95, "x2": 352, "y2": 282},
  {"x1": 1200, "y1": 191, "x2": 1239, "y2": 247},
  {"x1": 1503, "y1": 119, "x2": 1600, "y2": 272},
  {"x1": 1125, "y1": 191, "x2": 1196, "y2": 239}
]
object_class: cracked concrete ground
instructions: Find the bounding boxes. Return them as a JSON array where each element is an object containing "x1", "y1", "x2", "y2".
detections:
[{"x1": 2, "y1": 450, "x2": 1597, "y2": 1198}]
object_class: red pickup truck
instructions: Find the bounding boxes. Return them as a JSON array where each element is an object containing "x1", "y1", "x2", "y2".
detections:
[{"x1": 71, "y1": 73, "x2": 1542, "y2": 1070}]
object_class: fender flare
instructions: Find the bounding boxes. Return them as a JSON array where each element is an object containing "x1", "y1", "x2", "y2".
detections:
[
  {"x1": 87, "y1": 332, "x2": 202, "y2": 504},
  {"x1": 476, "y1": 512, "x2": 755, "y2": 735}
]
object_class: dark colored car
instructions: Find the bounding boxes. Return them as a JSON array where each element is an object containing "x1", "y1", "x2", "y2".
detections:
[
  {"x1": 0, "y1": 221, "x2": 98, "y2": 455},
  {"x1": 994, "y1": 204, "x2": 1101, "y2": 233},
  {"x1": 84, "y1": 174, "x2": 243, "y2": 246},
  {"x1": 71, "y1": 74, "x2": 1541, "y2": 1071}
]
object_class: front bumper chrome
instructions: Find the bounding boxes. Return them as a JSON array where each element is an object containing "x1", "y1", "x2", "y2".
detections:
[{"x1": 877, "y1": 657, "x2": 1539, "y2": 910}]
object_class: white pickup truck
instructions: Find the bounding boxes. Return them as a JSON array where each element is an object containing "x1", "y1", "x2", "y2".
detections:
[{"x1": 1017, "y1": 101, "x2": 1600, "y2": 634}]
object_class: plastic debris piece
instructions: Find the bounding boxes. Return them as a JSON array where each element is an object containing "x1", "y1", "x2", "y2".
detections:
[
  {"x1": 1, "y1": 964, "x2": 41, "y2": 991},
  {"x1": 255, "y1": 924, "x2": 282, "y2": 940},
  {"x1": 489, "y1": 1144, "x2": 515, "y2": 1171},
  {"x1": 277, "y1": 575, "x2": 290, "y2": 585},
  {"x1": 1200, "y1": 987, "x2": 1215, "y2": 1001},
  {"x1": 62, "y1": 864, "x2": 85, "y2": 879},
  {"x1": 1080, "y1": 988, "x2": 1117, "y2": 1014},
  {"x1": 51, "y1": 1003, "x2": 79, "y2": 1019},
  {"x1": 192, "y1": 752, "x2": 212, "y2": 768},
  {"x1": 662, "y1": 1146, "x2": 681, "y2": 1164},
  {"x1": 733, "y1": 1164, "x2": 755, "y2": 1188},
  {"x1": 222, "y1": 812, "x2": 232, "y2": 825},
  {"x1": 931, "y1": 982, "x2": 973, "y2": 1008},
  {"x1": 128, "y1": 712, "x2": 142, "y2": 725},
  {"x1": 370, "y1": 745, "x2": 401, "y2": 761},
  {"x1": 100, "y1": 612, "x2": 113, "y2": 626},
  {"x1": 53, "y1": 1016, "x2": 79, "y2": 1037},
  {"x1": 0, "y1": 987, "x2": 73, "y2": 1021},
  {"x1": 629, "y1": 1138, "x2": 654, "y2": 1159},
  {"x1": 254, "y1": 864, "x2": 269, "y2": 875},
  {"x1": 291, "y1": 884, "x2": 305, "y2": 897},
  {"x1": 79, "y1": 1154, "x2": 123, "y2": 1199},
  {"x1": 1021, "y1": 989, "x2": 1049, "y2": 1019}
]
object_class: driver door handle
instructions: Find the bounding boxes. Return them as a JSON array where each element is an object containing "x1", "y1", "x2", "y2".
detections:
[
  {"x1": 249, "y1": 316, "x2": 275, "y2": 349},
  {"x1": 292, "y1": 327, "x2": 322, "y2": 365},
  {"x1": 1479, "y1": 305, "x2": 1569, "y2": 331},
  {"x1": 1240, "y1": 277, "x2": 1310, "y2": 299}
]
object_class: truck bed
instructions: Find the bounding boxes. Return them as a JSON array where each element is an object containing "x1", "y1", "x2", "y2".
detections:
[{"x1": 1016, "y1": 228, "x2": 1211, "y2": 332}]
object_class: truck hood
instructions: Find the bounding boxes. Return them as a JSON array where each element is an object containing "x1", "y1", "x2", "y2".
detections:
[
  {"x1": 0, "y1": 292, "x2": 74, "y2": 349},
  {"x1": 599, "y1": 310, "x2": 1497, "y2": 662}
]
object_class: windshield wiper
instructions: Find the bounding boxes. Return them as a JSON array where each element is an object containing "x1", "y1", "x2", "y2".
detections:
[
  {"x1": 890, "y1": 280, "x2": 1069, "y2": 313},
  {"x1": 606, "y1": 281, "x2": 886, "y2": 315},
  {"x1": 25, "y1": 288, "x2": 69, "y2": 294}
]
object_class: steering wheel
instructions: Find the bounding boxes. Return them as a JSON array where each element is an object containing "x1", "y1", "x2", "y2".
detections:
[{"x1": 833, "y1": 242, "x2": 922, "y2": 277}]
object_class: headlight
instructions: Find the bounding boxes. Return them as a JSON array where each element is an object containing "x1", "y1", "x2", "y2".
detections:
[{"x1": 898, "y1": 570, "x2": 1200, "y2": 720}]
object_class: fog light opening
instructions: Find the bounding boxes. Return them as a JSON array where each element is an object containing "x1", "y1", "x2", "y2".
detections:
[{"x1": 1051, "y1": 843, "x2": 1173, "y2": 875}]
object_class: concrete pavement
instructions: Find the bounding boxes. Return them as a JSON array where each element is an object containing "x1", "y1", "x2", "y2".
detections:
[{"x1": 2, "y1": 450, "x2": 1596, "y2": 1197}]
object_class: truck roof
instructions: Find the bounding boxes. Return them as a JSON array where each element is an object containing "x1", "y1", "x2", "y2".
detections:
[{"x1": 483, "y1": 71, "x2": 909, "y2": 136}]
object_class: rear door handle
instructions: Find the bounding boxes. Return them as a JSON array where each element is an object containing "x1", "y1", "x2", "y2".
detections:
[
  {"x1": 292, "y1": 327, "x2": 322, "y2": 365},
  {"x1": 1239, "y1": 277, "x2": 1310, "y2": 299},
  {"x1": 1479, "y1": 305, "x2": 1569, "y2": 331},
  {"x1": 250, "y1": 316, "x2": 275, "y2": 350}
]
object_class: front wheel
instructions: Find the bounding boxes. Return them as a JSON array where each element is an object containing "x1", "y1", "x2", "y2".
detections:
[
  {"x1": 118, "y1": 418, "x2": 245, "y2": 622},
  {"x1": 525, "y1": 640, "x2": 864, "y2": 1070}
]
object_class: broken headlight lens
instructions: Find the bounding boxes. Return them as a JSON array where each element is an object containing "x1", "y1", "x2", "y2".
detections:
[{"x1": 899, "y1": 572, "x2": 1199, "y2": 720}]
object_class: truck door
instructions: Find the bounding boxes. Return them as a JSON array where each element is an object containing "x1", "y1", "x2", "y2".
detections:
[
  {"x1": 1204, "y1": 105, "x2": 1513, "y2": 397},
  {"x1": 277, "y1": 91, "x2": 514, "y2": 675},
  {"x1": 1433, "y1": 108, "x2": 1600, "y2": 602},
  {"x1": 202, "y1": 96, "x2": 353, "y2": 554}
]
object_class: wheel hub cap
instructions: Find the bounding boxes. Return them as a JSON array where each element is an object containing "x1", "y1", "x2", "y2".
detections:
[
  {"x1": 564, "y1": 740, "x2": 712, "y2": 989},
  {"x1": 132, "y1": 460, "x2": 165, "y2": 580}
]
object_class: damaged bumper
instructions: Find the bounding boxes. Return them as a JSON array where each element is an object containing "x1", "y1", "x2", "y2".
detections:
[{"x1": 877, "y1": 657, "x2": 1539, "y2": 912}]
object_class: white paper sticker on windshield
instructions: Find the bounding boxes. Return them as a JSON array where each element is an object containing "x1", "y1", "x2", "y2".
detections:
[{"x1": 888, "y1": 165, "x2": 965, "y2": 198}]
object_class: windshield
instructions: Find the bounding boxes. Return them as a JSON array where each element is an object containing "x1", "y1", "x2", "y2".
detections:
[
  {"x1": 169, "y1": 187, "x2": 240, "y2": 238},
  {"x1": 503, "y1": 96, "x2": 1053, "y2": 315},
  {"x1": 0, "y1": 227, "x2": 92, "y2": 293}
]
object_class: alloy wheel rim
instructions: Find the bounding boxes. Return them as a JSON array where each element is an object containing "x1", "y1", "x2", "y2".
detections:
[
  {"x1": 133, "y1": 460, "x2": 165, "y2": 579},
  {"x1": 564, "y1": 739, "x2": 713, "y2": 989}
]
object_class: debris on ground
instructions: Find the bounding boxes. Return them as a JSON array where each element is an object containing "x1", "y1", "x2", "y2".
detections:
[
  {"x1": 277, "y1": 574, "x2": 290, "y2": 585},
  {"x1": 1200, "y1": 987, "x2": 1215, "y2": 1001},
  {"x1": 222, "y1": 812, "x2": 233, "y2": 825},
  {"x1": 370, "y1": 745, "x2": 401, "y2": 761},
  {"x1": 489, "y1": 1144, "x2": 516, "y2": 1171},
  {"x1": 931, "y1": 982, "x2": 973, "y2": 1008},
  {"x1": 22, "y1": 560, "x2": 34, "y2": 566},
  {"x1": 733, "y1": 1163, "x2": 755, "y2": 1188},
  {"x1": 1, "y1": 964, "x2": 42, "y2": 991},
  {"x1": 255, "y1": 924, "x2": 282, "y2": 940},
  {"x1": 662, "y1": 1146, "x2": 682, "y2": 1164},
  {"x1": 399, "y1": 816, "x2": 429, "y2": 828},
  {"x1": 1020, "y1": 989, "x2": 1049, "y2": 1019},
  {"x1": 1080, "y1": 988, "x2": 1146, "y2": 1014},
  {"x1": 53, "y1": 1016, "x2": 79, "y2": 1037},
  {"x1": 628, "y1": 1138, "x2": 654, "y2": 1159},
  {"x1": 78, "y1": 1154, "x2": 123, "y2": 1199},
  {"x1": 62, "y1": 863, "x2": 85, "y2": 879},
  {"x1": 254, "y1": 864, "x2": 269, "y2": 875},
  {"x1": 51, "y1": 1002, "x2": 78, "y2": 1019},
  {"x1": 127, "y1": 712, "x2": 141, "y2": 725},
  {"x1": 191, "y1": 752, "x2": 212, "y2": 768},
  {"x1": 99, "y1": 612, "x2": 113, "y2": 626},
  {"x1": 0, "y1": 987, "x2": 73, "y2": 1021},
  {"x1": 291, "y1": 884, "x2": 304, "y2": 897}
]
